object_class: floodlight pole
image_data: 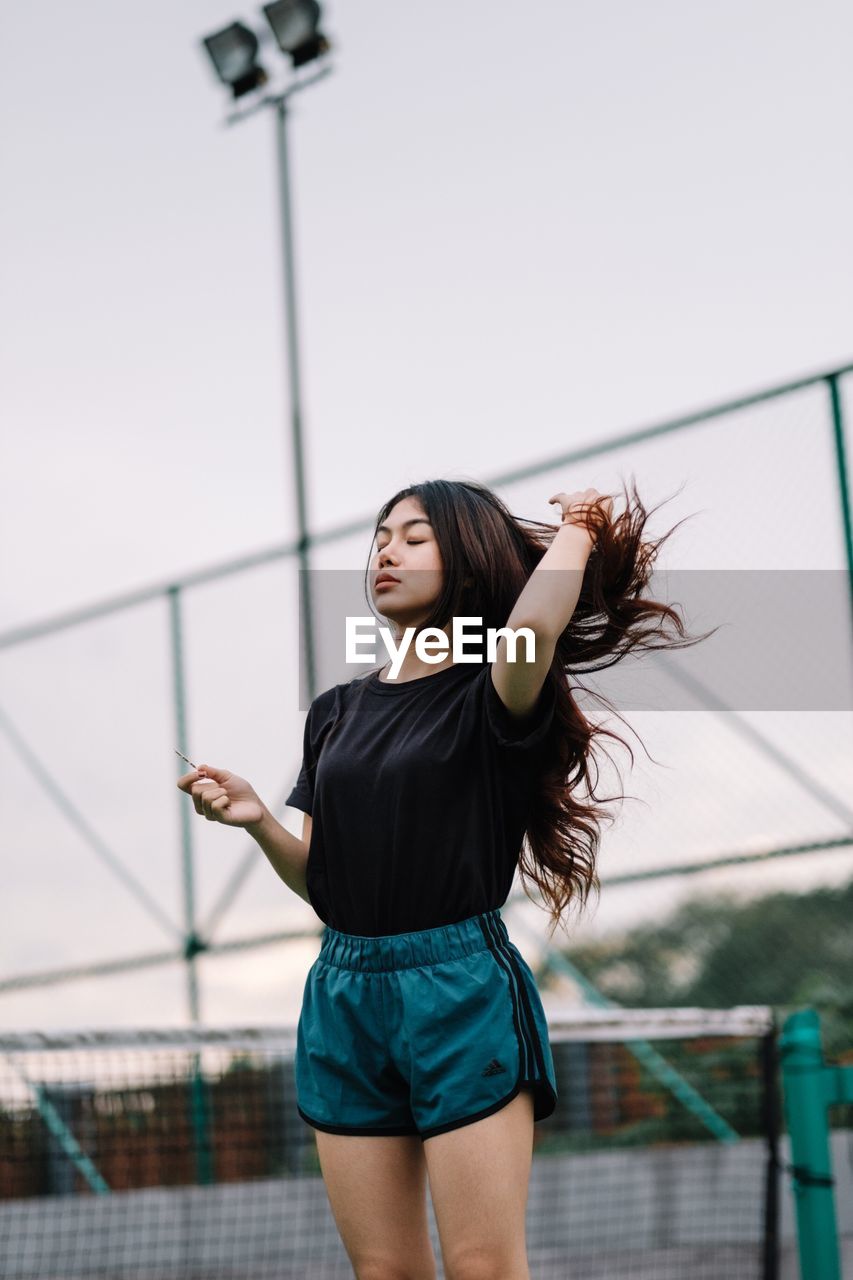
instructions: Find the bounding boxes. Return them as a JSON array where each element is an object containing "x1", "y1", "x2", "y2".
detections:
[
  {"x1": 274, "y1": 84, "x2": 317, "y2": 705},
  {"x1": 226, "y1": 65, "x2": 333, "y2": 706}
]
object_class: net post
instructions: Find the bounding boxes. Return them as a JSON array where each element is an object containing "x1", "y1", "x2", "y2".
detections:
[
  {"x1": 759, "y1": 1020, "x2": 781, "y2": 1280},
  {"x1": 779, "y1": 1007, "x2": 842, "y2": 1280},
  {"x1": 188, "y1": 1057, "x2": 215, "y2": 1187}
]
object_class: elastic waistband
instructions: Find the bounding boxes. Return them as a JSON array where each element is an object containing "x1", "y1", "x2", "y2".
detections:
[{"x1": 318, "y1": 909, "x2": 510, "y2": 972}]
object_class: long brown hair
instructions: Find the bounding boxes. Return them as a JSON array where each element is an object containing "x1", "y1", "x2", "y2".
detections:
[{"x1": 328, "y1": 475, "x2": 718, "y2": 942}]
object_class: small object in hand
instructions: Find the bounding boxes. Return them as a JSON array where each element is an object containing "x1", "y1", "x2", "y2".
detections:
[{"x1": 174, "y1": 747, "x2": 200, "y2": 770}]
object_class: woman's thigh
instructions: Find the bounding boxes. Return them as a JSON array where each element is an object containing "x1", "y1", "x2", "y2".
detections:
[
  {"x1": 422, "y1": 1087, "x2": 535, "y2": 1280},
  {"x1": 314, "y1": 1129, "x2": 437, "y2": 1280}
]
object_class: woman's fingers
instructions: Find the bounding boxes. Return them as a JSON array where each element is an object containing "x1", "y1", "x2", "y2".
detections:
[
  {"x1": 178, "y1": 766, "x2": 256, "y2": 826},
  {"x1": 191, "y1": 779, "x2": 221, "y2": 816},
  {"x1": 549, "y1": 488, "x2": 613, "y2": 526},
  {"x1": 176, "y1": 767, "x2": 240, "y2": 824},
  {"x1": 210, "y1": 795, "x2": 231, "y2": 819},
  {"x1": 201, "y1": 786, "x2": 225, "y2": 818}
]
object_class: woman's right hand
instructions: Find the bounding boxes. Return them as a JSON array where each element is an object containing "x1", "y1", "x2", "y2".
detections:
[{"x1": 176, "y1": 764, "x2": 265, "y2": 829}]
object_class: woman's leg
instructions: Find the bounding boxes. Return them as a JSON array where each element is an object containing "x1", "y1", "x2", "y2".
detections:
[
  {"x1": 314, "y1": 1129, "x2": 438, "y2": 1280},
  {"x1": 422, "y1": 1087, "x2": 535, "y2": 1280}
]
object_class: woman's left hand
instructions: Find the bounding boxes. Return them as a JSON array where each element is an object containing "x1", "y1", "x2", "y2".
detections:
[{"x1": 548, "y1": 488, "x2": 613, "y2": 546}]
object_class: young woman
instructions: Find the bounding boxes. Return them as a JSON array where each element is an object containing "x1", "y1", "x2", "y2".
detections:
[{"x1": 177, "y1": 476, "x2": 710, "y2": 1280}]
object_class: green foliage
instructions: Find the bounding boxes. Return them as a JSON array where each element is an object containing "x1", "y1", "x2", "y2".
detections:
[
  {"x1": 550, "y1": 878, "x2": 853, "y2": 1059},
  {"x1": 536, "y1": 878, "x2": 853, "y2": 1139}
]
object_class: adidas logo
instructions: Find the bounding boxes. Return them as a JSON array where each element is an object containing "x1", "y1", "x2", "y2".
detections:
[{"x1": 481, "y1": 1058, "x2": 506, "y2": 1077}]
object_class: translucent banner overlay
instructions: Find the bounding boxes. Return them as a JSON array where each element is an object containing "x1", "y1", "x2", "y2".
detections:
[{"x1": 291, "y1": 569, "x2": 853, "y2": 712}]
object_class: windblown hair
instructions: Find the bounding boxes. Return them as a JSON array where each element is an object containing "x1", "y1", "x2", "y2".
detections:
[{"x1": 324, "y1": 476, "x2": 718, "y2": 942}]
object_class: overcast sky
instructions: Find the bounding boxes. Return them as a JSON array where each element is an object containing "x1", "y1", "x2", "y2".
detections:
[{"x1": 2, "y1": 0, "x2": 852, "y2": 1034}]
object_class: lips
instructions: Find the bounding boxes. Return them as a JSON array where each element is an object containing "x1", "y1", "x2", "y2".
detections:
[{"x1": 375, "y1": 574, "x2": 400, "y2": 587}]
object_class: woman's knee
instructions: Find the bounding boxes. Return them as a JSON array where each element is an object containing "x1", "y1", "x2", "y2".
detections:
[
  {"x1": 355, "y1": 1260, "x2": 437, "y2": 1280},
  {"x1": 442, "y1": 1241, "x2": 529, "y2": 1280}
]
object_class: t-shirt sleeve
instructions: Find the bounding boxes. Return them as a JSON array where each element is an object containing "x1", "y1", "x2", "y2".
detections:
[
  {"x1": 285, "y1": 688, "x2": 337, "y2": 816},
  {"x1": 481, "y1": 664, "x2": 557, "y2": 751}
]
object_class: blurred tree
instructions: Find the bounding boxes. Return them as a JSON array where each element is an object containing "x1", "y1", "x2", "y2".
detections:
[{"x1": 544, "y1": 878, "x2": 853, "y2": 1060}]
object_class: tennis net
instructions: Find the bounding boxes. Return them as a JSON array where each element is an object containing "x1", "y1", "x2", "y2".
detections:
[{"x1": 0, "y1": 1004, "x2": 780, "y2": 1278}]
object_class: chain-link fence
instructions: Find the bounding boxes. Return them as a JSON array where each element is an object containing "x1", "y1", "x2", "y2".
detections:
[{"x1": 1, "y1": 362, "x2": 851, "y2": 1088}]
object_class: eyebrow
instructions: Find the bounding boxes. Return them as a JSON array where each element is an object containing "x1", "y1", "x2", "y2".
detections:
[{"x1": 376, "y1": 518, "x2": 432, "y2": 535}]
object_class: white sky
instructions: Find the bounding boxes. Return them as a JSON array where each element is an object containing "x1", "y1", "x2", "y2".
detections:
[{"x1": 1, "y1": 0, "x2": 852, "y2": 1034}]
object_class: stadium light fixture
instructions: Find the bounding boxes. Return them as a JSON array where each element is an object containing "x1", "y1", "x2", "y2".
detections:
[
  {"x1": 262, "y1": 0, "x2": 330, "y2": 68},
  {"x1": 201, "y1": 21, "x2": 268, "y2": 99}
]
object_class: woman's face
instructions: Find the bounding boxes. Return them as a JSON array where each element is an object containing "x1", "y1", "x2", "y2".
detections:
[{"x1": 369, "y1": 497, "x2": 444, "y2": 631}]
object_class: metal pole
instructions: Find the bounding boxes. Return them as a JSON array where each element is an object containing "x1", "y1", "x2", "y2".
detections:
[
  {"x1": 168, "y1": 585, "x2": 202, "y2": 1024},
  {"x1": 779, "y1": 1008, "x2": 841, "y2": 1280},
  {"x1": 760, "y1": 1025, "x2": 781, "y2": 1280},
  {"x1": 826, "y1": 374, "x2": 853, "y2": 644},
  {"x1": 274, "y1": 94, "x2": 318, "y2": 704},
  {"x1": 169, "y1": 584, "x2": 214, "y2": 1182}
]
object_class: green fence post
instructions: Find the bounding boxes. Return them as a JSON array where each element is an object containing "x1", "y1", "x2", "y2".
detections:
[
  {"x1": 778, "y1": 1008, "x2": 840, "y2": 1280},
  {"x1": 188, "y1": 1056, "x2": 214, "y2": 1186}
]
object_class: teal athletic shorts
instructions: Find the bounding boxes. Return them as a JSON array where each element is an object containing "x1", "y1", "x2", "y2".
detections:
[{"x1": 295, "y1": 908, "x2": 558, "y2": 1140}]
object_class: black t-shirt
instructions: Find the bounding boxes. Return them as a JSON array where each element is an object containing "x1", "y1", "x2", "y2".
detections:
[{"x1": 285, "y1": 660, "x2": 557, "y2": 936}]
